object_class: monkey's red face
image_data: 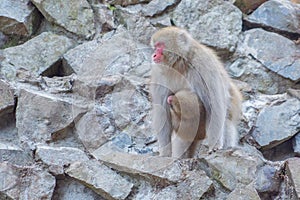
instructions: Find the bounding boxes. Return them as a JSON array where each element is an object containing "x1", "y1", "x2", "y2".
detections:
[{"x1": 152, "y1": 42, "x2": 165, "y2": 63}]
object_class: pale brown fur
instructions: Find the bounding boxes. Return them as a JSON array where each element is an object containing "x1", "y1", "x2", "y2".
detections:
[
  {"x1": 169, "y1": 90, "x2": 206, "y2": 158},
  {"x1": 150, "y1": 27, "x2": 242, "y2": 157}
]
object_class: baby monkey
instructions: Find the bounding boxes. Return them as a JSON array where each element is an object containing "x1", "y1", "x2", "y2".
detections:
[{"x1": 167, "y1": 90, "x2": 206, "y2": 158}]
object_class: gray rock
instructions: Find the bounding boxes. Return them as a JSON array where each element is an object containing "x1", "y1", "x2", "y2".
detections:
[
  {"x1": 52, "y1": 177, "x2": 105, "y2": 200},
  {"x1": 0, "y1": 143, "x2": 33, "y2": 166},
  {"x1": 114, "y1": 10, "x2": 157, "y2": 44},
  {"x1": 252, "y1": 98, "x2": 300, "y2": 149},
  {"x1": 206, "y1": 149, "x2": 263, "y2": 191},
  {"x1": 293, "y1": 133, "x2": 300, "y2": 155},
  {"x1": 142, "y1": 0, "x2": 180, "y2": 17},
  {"x1": 0, "y1": 32, "x2": 75, "y2": 81},
  {"x1": 247, "y1": 0, "x2": 300, "y2": 34},
  {"x1": 171, "y1": 0, "x2": 242, "y2": 51},
  {"x1": 92, "y1": 146, "x2": 183, "y2": 183},
  {"x1": 147, "y1": 170, "x2": 213, "y2": 200},
  {"x1": 286, "y1": 158, "x2": 300, "y2": 199},
  {"x1": 237, "y1": 28, "x2": 300, "y2": 81},
  {"x1": 75, "y1": 111, "x2": 108, "y2": 152},
  {"x1": 288, "y1": 89, "x2": 300, "y2": 100},
  {"x1": 16, "y1": 89, "x2": 87, "y2": 149},
  {"x1": 66, "y1": 160, "x2": 133, "y2": 200},
  {"x1": 32, "y1": 0, "x2": 95, "y2": 38},
  {"x1": 255, "y1": 164, "x2": 281, "y2": 193},
  {"x1": 227, "y1": 183, "x2": 261, "y2": 200},
  {"x1": 0, "y1": 80, "x2": 14, "y2": 116},
  {"x1": 36, "y1": 146, "x2": 89, "y2": 168},
  {"x1": 93, "y1": 4, "x2": 116, "y2": 33},
  {"x1": 64, "y1": 31, "x2": 143, "y2": 80},
  {"x1": 63, "y1": 30, "x2": 152, "y2": 84},
  {"x1": 0, "y1": 0, "x2": 41, "y2": 36},
  {"x1": 227, "y1": 58, "x2": 278, "y2": 94},
  {"x1": 0, "y1": 162, "x2": 55, "y2": 200}
]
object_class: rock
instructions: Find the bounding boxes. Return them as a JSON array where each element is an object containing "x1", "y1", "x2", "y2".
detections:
[
  {"x1": 0, "y1": 32, "x2": 75, "y2": 81},
  {"x1": 92, "y1": 147, "x2": 179, "y2": 184},
  {"x1": 0, "y1": 0, "x2": 41, "y2": 36},
  {"x1": 205, "y1": 149, "x2": 263, "y2": 191},
  {"x1": 0, "y1": 32, "x2": 8, "y2": 48},
  {"x1": 35, "y1": 146, "x2": 89, "y2": 169},
  {"x1": 255, "y1": 164, "x2": 281, "y2": 194},
  {"x1": 75, "y1": 111, "x2": 108, "y2": 152},
  {"x1": 237, "y1": 28, "x2": 300, "y2": 81},
  {"x1": 171, "y1": 0, "x2": 242, "y2": 51},
  {"x1": 288, "y1": 89, "x2": 300, "y2": 100},
  {"x1": 52, "y1": 177, "x2": 105, "y2": 200},
  {"x1": 227, "y1": 183, "x2": 261, "y2": 200},
  {"x1": 93, "y1": 145, "x2": 212, "y2": 191},
  {"x1": 31, "y1": 0, "x2": 95, "y2": 38},
  {"x1": 0, "y1": 80, "x2": 14, "y2": 116},
  {"x1": 64, "y1": 30, "x2": 151, "y2": 82},
  {"x1": 149, "y1": 170, "x2": 213, "y2": 199},
  {"x1": 16, "y1": 89, "x2": 87, "y2": 149},
  {"x1": 141, "y1": 0, "x2": 180, "y2": 17},
  {"x1": 0, "y1": 143, "x2": 33, "y2": 166},
  {"x1": 293, "y1": 133, "x2": 300, "y2": 155},
  {"x1": 92, "y1": 4, "x2": 116, "y2": 33},
  {"x1": 234, "y1": 0, "x2": 267, "y2": 13},
  {"x1": 247, "y1": 0, "x2": 300, "y2": 34},
  {"x1": 0, "y1": 162, "x2": 55, "y2": 200},
  {"x1": 175, "y1": 170, "x2": 213, "y2": 199},
  {"x1": 286, "y1": 158, "x2": 300, "y2": 199},
  {"x1": 252, "y1": 98, "x2": 300, "y2": 149},
  {"x1": 66, "y1": 160, "x2": 133, "y2": 200},
  {"x1": 227, "y1": 58, "x2": 278, "y2": 94},
  {"x1": 105, "y1": 0, "x2": 151, "y2": 6},
  {"x1": 114, "y1": 11, "x2": 157, "y2": 44}
]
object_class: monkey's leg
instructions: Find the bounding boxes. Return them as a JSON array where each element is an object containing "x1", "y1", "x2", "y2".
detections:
[{"x1": 171, "y1": 132, "x2": 193, "y2": 159}]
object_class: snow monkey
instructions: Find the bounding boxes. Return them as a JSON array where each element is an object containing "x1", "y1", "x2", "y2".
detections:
[
  {"x1": 168, "y1": 90, "x2": 206, "y2": 158},
  {"x1": 150, "y1": 26, "x2": 242, "y2": 158}
]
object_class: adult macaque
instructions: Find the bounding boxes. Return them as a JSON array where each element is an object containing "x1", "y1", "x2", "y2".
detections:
[
  {"x1": 168, "y1": 90, "x2": 206, "y2": 158},
  {"x1": 150, "y1": 26, "x2": 242, "y2": 158}
]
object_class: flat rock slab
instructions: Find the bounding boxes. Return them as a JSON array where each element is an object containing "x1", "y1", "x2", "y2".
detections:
[
  {"x1": 16, "y1": 89, "x2": 87, "y2": 148},
  {"x1": 238, "y1": 28, "x2": 300, "y2": 81},
  {"x1": 227, "y1": 183, "x2": 261, "y2": 200},
  {"x1": 66, "y1": 160, "x2": 133, "y2": 200},
  {"x1": 0, "y1": 32, "x2": 75, "y2": 81},
  {"x1": 32, "y1": 0, "x2": 95, "y2": 38},
  {"x1": 0, "y1": 0, "x2": 41, "y2": 36},
  {"x1": 0, "y1": 80, "x2": 14, "y2": 115},
  {"x1": 286, "y1": 158, "x2": 300, "y2": 199},
  {"x1": 252, "y1": 98, "x2": 300, "y2": 149},
  {"x1": 0, "y1": 143, "x2": 33, "y2": 166},
  {"x1": 247, "y1": 0, "x2": 300, "y2": 34},
  {"x1": 36, "y1": 146, "x2": 89, "y2": 167},
  {"x1": 93, "y1": 146, "x2": 180, "y2": 184},
  {"x1": 142, "y1": 0, "x2": 180, "y2": 17},
  {"x1": 206, "y1": 149, "x2": 263, "y2": 191},
  {"x1": 0, "y1": 162, "x2": 55, "y2": 200},
  {"x1": 171, "y1": 0, "x2": 242, "y2": 51}
]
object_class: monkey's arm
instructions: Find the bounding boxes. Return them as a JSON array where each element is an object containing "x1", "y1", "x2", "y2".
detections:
[{"x1": 150, "y1": 83, "x2": 172, "y2": 157}]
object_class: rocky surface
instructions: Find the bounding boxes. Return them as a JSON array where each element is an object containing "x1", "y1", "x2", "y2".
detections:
[{"x1": 0, "y1": 0, "x2": 300, "y2": 199}]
